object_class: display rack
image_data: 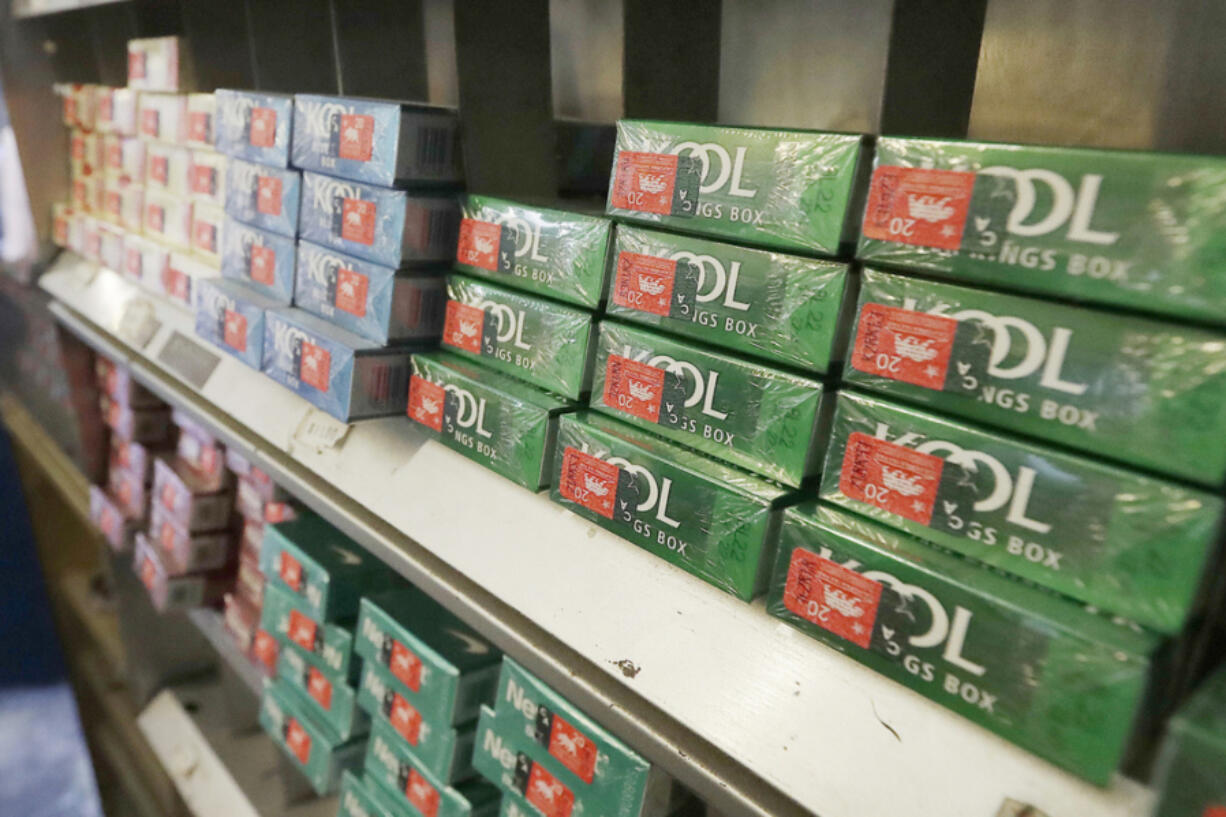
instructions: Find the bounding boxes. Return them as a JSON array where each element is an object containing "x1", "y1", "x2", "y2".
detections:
[{"x1": 40, "y1": 253, "x2": 1157, "y2": 817}]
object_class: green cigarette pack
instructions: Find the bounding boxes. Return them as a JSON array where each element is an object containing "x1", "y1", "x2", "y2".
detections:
[
  {"x1": 354, "y1": 587, "x2": 501, "y2": 727},
  {"x1": 550, "y1": 412, "x2": 788, "y2": 600},
  {"x1": 408, "y1": 353, "x2": 575, "y2": 490},
  {"x1": 357, "y1": 657, "x2": 477, "y2": 783},
  {"x1": 277, "y1": 642, "x2": 369, "y2": 741},
  {"x1": 857, "y1": 137, "x2": 1226, "y2": 324},
  {"x1": 454, "y1": 196, "x2": 612, "y2": 308},
  {"x1": 442, "y1": 275, "x2": 596, "y2": 400},
  {"x1": 492, "y1": 657, "x2": 670, "y2": 815},
  {"x1": 607, "y1": 225, "x2": 851, "y2": 372},
  {"x1": 259, "y1": 513, "x2": 397, "y2": 621},
  {"x1": 261, "y1": 580, "x2": 358, "y2": 683},
  {"x1": 259, "y1": 679, "x2": 366, "y2": 796},
  {"x1": 606, "y1": 120, "x2": 866, "y2": 256},
  {"x1": 339, "y1": 771, "x2": 402, "y2": 817},
  {"x1": 1153, "y1": 668, "x2": 1226, "y2": 817},
  {"x1": 365, "y1": 719, "x2": 501, "y2": 817},
  {"x1": 767, "y1": 503, "x2": 1159, "y2": 783},
  {"x1": 822, "y1": 390, "x2": 1222, "y2": 633},
  {"x1": 474, "y1": 705, "x2": 661, "y2": 817},
  {"x1": 590, "y1": 321, "x2": 828, "y2": 487},
  {"x1": 845, "y1": 268, "x2": 1226, "y2": 485}
]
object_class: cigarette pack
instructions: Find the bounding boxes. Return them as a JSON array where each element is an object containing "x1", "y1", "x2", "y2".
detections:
[
  {"x1": 220, "y1": 217, "x2": 296, "y2": 303},
  {"x1": 215, "y1": 89, "x2": 294, "y2": 167}
]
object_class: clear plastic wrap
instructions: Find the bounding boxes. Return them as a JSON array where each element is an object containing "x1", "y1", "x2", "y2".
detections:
[
  {"x1": 1153, "y1": 668, "x2": 1226, "y2": 817},
  {"x1": 224, "y1": 157, "x2": 301, "y2": 238},
  {"x1": 454, "y1": 195, "x2": 612, "y2": 308},
  {"x1": 845, "y1": 268, "x2": 1226, "y2": 486},
  {"x1": 299, "y1": 171, "x2": 459, "y2": 268},
  {"x1": 822, "y1": 390, "x2": 1222, "y2": 632},
  {"x1": 408, "y1": 352, "x2": 574, "y2": 490},
  {"x1": 220, "y1": 216, "x2": 296, "y2": 303},
  {"x1": 606, "y1": 120, "x2": 867, "y2": 256},
  {"x1": 550, "y1": 412, "x2": 788, "y2": 600},
  {"x1": 441, "y1": 275, "x2": 596, "y2": 400},
  {"x1": 292, "y1": 94, "x2": 462, "y2": 187},
  {"x1": 215, "y1": 89, "x2": 294, "y2": 167},
  {"x1": 590, "y1": 320, "x2": 826, "y2": 487},
  {"x1": 259, "y1": 680, "x2": 366, "y2": 796},
  {"x1": 858, "y1": 137, "x2": 1226, "y2": 325},
  {"x1": 767, "y1": 503, "x2": 1159, "y2": 784},
  {"x1": 294, "y1": 241, "x2": 446, "y2": 344},
  {"x1": 608, "y1": 225, "x2": 850, "y2": 372},
  {"x1": 365, "y1": 719, "x2": 500, "y2": 817}
]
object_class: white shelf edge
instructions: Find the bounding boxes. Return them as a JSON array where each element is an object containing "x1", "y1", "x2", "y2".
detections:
[{"x1": 43, "y1": 256, "x2": 1156, "y2": 817}]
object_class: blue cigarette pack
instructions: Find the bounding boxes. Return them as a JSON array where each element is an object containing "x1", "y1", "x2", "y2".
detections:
[
  {"x1": 291, "y1": 94, "x2": 462, "y2": 187},
  {"x1": 299, "y1": 171, "x2": 459, "y2": 268},
  {"x1": 215, "y1": 89, "x2": 294, "y2": 167},
  {"x1": 224, "y1": 157, "x2": 301, "y2": 239},
  {"x1": 262, "y1": 307, "x2": 417, "y2": 421},
  {"x1": 294, "y1": 241, "x2": 445, "y2": 345},
  {"x1": 220, "y1": 216, "x2": 297, "y2": 303},
  {"x1": 193, "y1": 277, "x2": 282, "y2": 369}
]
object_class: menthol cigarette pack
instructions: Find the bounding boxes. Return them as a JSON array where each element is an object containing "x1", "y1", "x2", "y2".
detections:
[
  {"x1": 224, "y1": 157, "x2": 301, "y2": 239},
  {"x1": 188, "y1": 149, "x2": 226, "y2": 205},
  {"x1": 259, "y1": 679, "x2": 366, "y2": 796},
  {"x1": 858, "y1": 137, "x2": 1226, "y2": 325},
  {"x1": 299, "y1": 171, "x2": 459, "y2": 268},
  {"x1": 590, "y1": 321, "x2": 827, "y2": 487},
  {"x1": 220, "y1": 216, "x2": 296, "y2": 303},
  {"x1": 193, "y1": 277, "x2": 281, "y2": 369},
  {"x1": 215, "y1": 89, "x2": 294, "y2": 167},
  {"x1": 127, "y1": 36, "x2": 193, "y2": 93},
  {"x1": 261, "y1": 580, "x2": 358, "y2": 683},
  {"x1": 261, "y1": 308, "x2": 416, "y2": 421},
  {"x1": 453, "y1": 196, "x2": 612, "y2": 308},
  {"x1": 408, "y1": 352, "x2": 574, "y2": 490},
  {"x1": 1153, "y1": 667, "x2": 1226, "y2": 817},
  {"x1": 137, "y1": 92, "x2": 186, "y2": 144},
  {"x1": 292, "y1": 94, "x2": 462, "y2": 187},
  {"x1": 550, "y1": 412, "x2": 788, "y2": 600},
  {"x1": 151, "y1": 457, "x2": 232, "y2": 533},
  {"x1": 365, "y1": 720, "x2": 501, "y2": 817},
  {"x1": 491, "y1": 657, "x2": 669, "y2": 816},
  {"x1": 354, "y1": 587, "x2": 501, "y2": 727},
  {"x1": 845, "y1": 268, "x2": 1226, "y2": 486},
  {"x1": 767, "y1": 503, "x2": 1159, "y2": 784},
  {"x1": 606, "y1": 120, "x2": 867, "y2": 256},
  {"x1": 441, "y1": 275, "x2": 596, "y2": 400},
  {"x1": 278, "y1": 641, "x2": 369, "y2": 741},
  {"x1": 144, "y1": 142, "x2": 191, "y2": 197},
  {"x1": 294, "y1": 241, "x2": 446, "y2": 344},
  {"x1": 474, "y1": 705, "x2": 658, "y2": 817},
  {"x1": 822, "y1": 390, "x2": 1223, "y2": 633},
  {"x1": 132, "y1": 533, "x2": 230, "y2": 612},
  {"x1": 608, "y1": 225, "x2": 851, "y2": 372},
  {"x1": 185, "y1": 93, "x2": 215, "y2": 149},
  {"x1": 338, "y1": 771, "x2": 413, "y2": 817},
  {"x1": 259, "y1": 513, "x2": 394, "y2": 622},
  {"x1": 357, "y1": 658, "x2": 477, "y2": 783}
]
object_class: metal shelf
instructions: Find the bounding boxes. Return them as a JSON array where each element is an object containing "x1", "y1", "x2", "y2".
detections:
[
  {"x1": 42, "y1": 253, "x2": 1156, "y2": 817},
  {"x1": 11, "y1": 0, "x2": 127, "y2": 18}
]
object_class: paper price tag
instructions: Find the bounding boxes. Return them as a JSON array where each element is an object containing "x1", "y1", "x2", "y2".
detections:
[
  {"x1": 116, "y1": 298, "x2": 162, "y2": 349},
  {"x1": 292, "y1": 410, "x2": 352, "y2": 452}
]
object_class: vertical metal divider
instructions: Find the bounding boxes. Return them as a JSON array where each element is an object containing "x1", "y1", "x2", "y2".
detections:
[
  {"x1": 327, "y1": 0, "x2": 429, "y2": 101},
  {"x1": 244, "y1": 0, "x2": 340, "y2": 95},
  {"x1": 879, "y1": 0, "x2": 989, "y2": 138},
  {"x1": 453, "y1": 0, "x2": 557, "y2": 197},
  {"x1": 622, "y1": 0, "x2": 722, "y2": 122},
  {"x1": 177, "y1": 0, "x2": 257, "y2": 91}
]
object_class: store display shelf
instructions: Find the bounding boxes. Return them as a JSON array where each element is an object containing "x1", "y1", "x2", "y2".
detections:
[{"x1": 42, "y1": 254, "x2": 1155, "y2": 817}]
